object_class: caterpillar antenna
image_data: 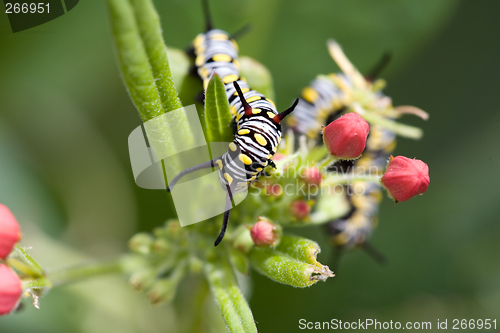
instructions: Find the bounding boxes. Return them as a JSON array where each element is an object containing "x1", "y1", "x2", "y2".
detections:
[
  {"x1": 365, "y1": 51, "x2": 392, "y2": 82},
  {"x1": 230, "y1": 23, "x2": 252, "y2": 40},
  {"x1": 214, "y1": 185, "x2": 233, "y2": 246},
  {"x1": 167, "y1": 158, "x2": 220, "y2": 192},
  {"x1": 201, "y1": 0, "x2": 213, "y2": 31}
]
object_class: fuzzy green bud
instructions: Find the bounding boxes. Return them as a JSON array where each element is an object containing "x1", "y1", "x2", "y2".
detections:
[
  {"x1": 249, "y1": 247, "x2": 334, "y2": 288},
  {"x1": 128, "y1": 233, "x2": 154, "y2": 255},
  {"x1": 275, "y1": 234, "x2": 320, "y2": 265}
]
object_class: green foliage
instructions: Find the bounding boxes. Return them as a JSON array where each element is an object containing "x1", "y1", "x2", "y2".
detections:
[
  {"x1": 275, "y1": 234, "x2": 320, "y2": 265},
  {"x1": 249, "y1": 247, "x2": 318, "y2": 288},
  {"x1": 205, "y1": 255, "x2": 257, "y2": 333},
  {"x1": 204, "y1": 74, "x2": 234, "y2": 144}
]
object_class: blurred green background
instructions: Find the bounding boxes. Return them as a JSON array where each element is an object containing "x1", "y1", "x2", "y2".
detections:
[{"x1": 1, "y1": 0, "x2": 499, "y2": 332}]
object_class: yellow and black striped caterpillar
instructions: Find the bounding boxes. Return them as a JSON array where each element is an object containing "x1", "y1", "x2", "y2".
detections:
[{"x1": 168, "y1": 1, "x2": 299, "y2": 246}]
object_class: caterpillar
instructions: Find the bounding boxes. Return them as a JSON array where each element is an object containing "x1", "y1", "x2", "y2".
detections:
[
  {"x1": 288, "y1": 40, "x2": 396, "y2": 262},
  {"x1": 167, "y1": 0, "x2": 299, "y2": 246}
]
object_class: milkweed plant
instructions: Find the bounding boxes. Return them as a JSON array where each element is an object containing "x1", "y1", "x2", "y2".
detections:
[{"x1": 0, "y1": 1, "x2": 430, "y2": 332}]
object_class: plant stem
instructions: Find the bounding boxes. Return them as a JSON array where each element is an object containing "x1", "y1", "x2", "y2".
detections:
[
  {"x1": 204, "y1": 253, "x2": 257, "y2": 333},
  {"x1": 14, "y1": 244, "x2": 44, "y2": 278},
  {"x1": 47, "y1": 257, "x2": 125, "y2": 287},
  {"x1": 352, "y1": 103, "x2": 423, "y2": 139},
  {"x1": 22, "y1": 277, "x2": 52, "y2": 291}
]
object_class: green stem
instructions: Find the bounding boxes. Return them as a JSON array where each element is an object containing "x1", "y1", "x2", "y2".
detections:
[
  {"x1": 47, "y1": 257, "x2": 125, "y2": 287},
  {"x1": 318, "y1": 155, "x2": 338, "y2": 170},
  {"x1": 14, "y1": 244, "x2": 44, "y2": 278},
  {"x1": 204, "y1": 254, "x2": 257, "y2": 333},
  {"x1": 352, "y1": 104, "x2": 423, "y2": 139},
  {"x1": 22, "y1": 277, "x2": 52, "y2": 291}
]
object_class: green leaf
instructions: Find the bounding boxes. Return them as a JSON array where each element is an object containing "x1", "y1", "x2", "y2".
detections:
[
  {"x1": 106, "y1": 0, "x2": 195, "y2": 177},
  {"x1": 205, "y1": 254, "x2": 257, "y2": 333},
  {"x1": 204, "y1": 73, "x2": 234, "y2": 144}
]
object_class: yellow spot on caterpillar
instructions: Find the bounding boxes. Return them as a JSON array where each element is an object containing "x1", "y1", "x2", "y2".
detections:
[
  {"x1": 212, "y1": 54, "x2": 232, "y2": 62},
  {"x1": 200, "y1": 67, "x2": 208, "y2": 78},
  {"x1": 239, "y1": 154, "x2": 253, "y2": 165},
  {"x1": 384, "y1": 140, "x2": 397, "y2": 153},
  {"x1": 246, "y1": 96, "x2": 260, "y2": 103},
  {"x1": 224, "y1": 173, "x2": 233, "y2": 185},
  {"x1": 203, "y1": 79, "x2": 209, "y2": 90},
  {"x1": 256, "y1": 168, "x2": 263, "y2": 172},
  {"x1": 263, "y1": 160, "x2": 269, "y2": 166},
  {"x1": 266, "y1": 98, "x2": 276, "y2": 108},
  {"x1": 252, "y1": 108, "x2": 262, "y2": 114},
  {"x1": 193, "y1": 34, "x2": 205, "y2": 47},
  {"x1": 216, "y1": 160, "x2": 223, "y2": 170},
  {"x1": 230, "y1": 106, "x2": 237, "y2": 115},
  {"x1": 231, "y1": 39, "x2": 239, "y2": 51},
  {"x1": 236, "y1": 113, "x2": 242, "y2": 121},
  {"x1": 238, "y1": 129, "x2": 250, "y2": 135},
  {"x1": 334, "y1": 233, "x2": 349, "y2": 245},
  {"x1": 211, "y1": 33, "x2": 229, "y2": 40},
  {"x1": 332, "y1": 98, "x2": 343, "y2": 109},
  {"x1": 223, "y1": 74, "x2": 239, "y2": 84},
  {"x1": 233, "y1": 59, "x2": 240, "y2": 69},
  {"x1": 302, "y1": 87, "x2": 319, "y2": 103},
  {"x1": 229, "y1": 142, "x2": 237, "y2": 151},
  {"x1": 234, "y1": 88, "x2": 250, "y2": 95},
  {"x1": 254, "y1": 133, "x2": 267, "y2": 146},
  {"x1": 286, "y1": 117, "x2": 298, "y2": 127},
  {"x1": 249, "y1": 176, "x2": 256, "y2": 181},
  {"x1": 195, "y1": 54, "x2": 205, "y2": 67},
  {"x1": 272, "y1": 146, "x2": 277, "y2": 152},
  {"x1": 267, "y1": 112, "x2": 276, "y2": 119}
]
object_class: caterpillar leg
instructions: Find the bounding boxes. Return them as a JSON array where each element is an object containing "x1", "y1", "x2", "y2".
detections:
[
  {"x1": 167, "y1": 157, "x2": 221, "y2": 192},
  {"x1": 214, "y1": 185, "x2": 233, "y2": 246},
  {"x1": 361, "y1": 241, "x2": 387, "y2": 265},
  {"x1": 194, "y1": 90, "x2": 205, "y2": 104}
]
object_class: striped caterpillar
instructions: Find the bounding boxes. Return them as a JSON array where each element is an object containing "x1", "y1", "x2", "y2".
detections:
[
  {"x1": 168, "y1": 1, "x2": 299, "y2": 246},
  {"x1": 287, "y1": 40, "x2": 397, "y2": 261}
]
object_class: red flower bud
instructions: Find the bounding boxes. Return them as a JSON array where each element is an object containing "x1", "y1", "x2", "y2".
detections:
[
  {"x1": 266, "y1": 184, "x2": 282, "y2": 197},
  {"x1": 290, "y1": 200, "x2": 311, "y2": 220},
  {"x1": 272, "y1": 153, "x2": 286, "y2": 162},
  {"x1": 0, "y1": 205, "x2": 21, "y2": 259},
  {"x1": 322, "y1": 113, "x2": 369, "y2": 159},
  {"x1": 301, "y1": 167, "x2": 322, "y2": 186},
  {"x1": 381, "y1": 156, "x2": 430, "y2": 202},
  {"x1": 0, "y1": 264, "x2": 22, "y2": 315},
  {"x1": 250, "y1": 220, "x2": 280, "y2": 247}
]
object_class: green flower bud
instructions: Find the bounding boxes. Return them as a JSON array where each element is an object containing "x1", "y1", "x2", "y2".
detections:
[
  {"x1": 128, "y1": 233, "x2": 154, "y2": 255},
  {"x1": 275, "y1": 234, "x2": 320, "y2": 265},
  {"x1": 249, "y1": 247, "x2": 334, "y2": 288}
]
